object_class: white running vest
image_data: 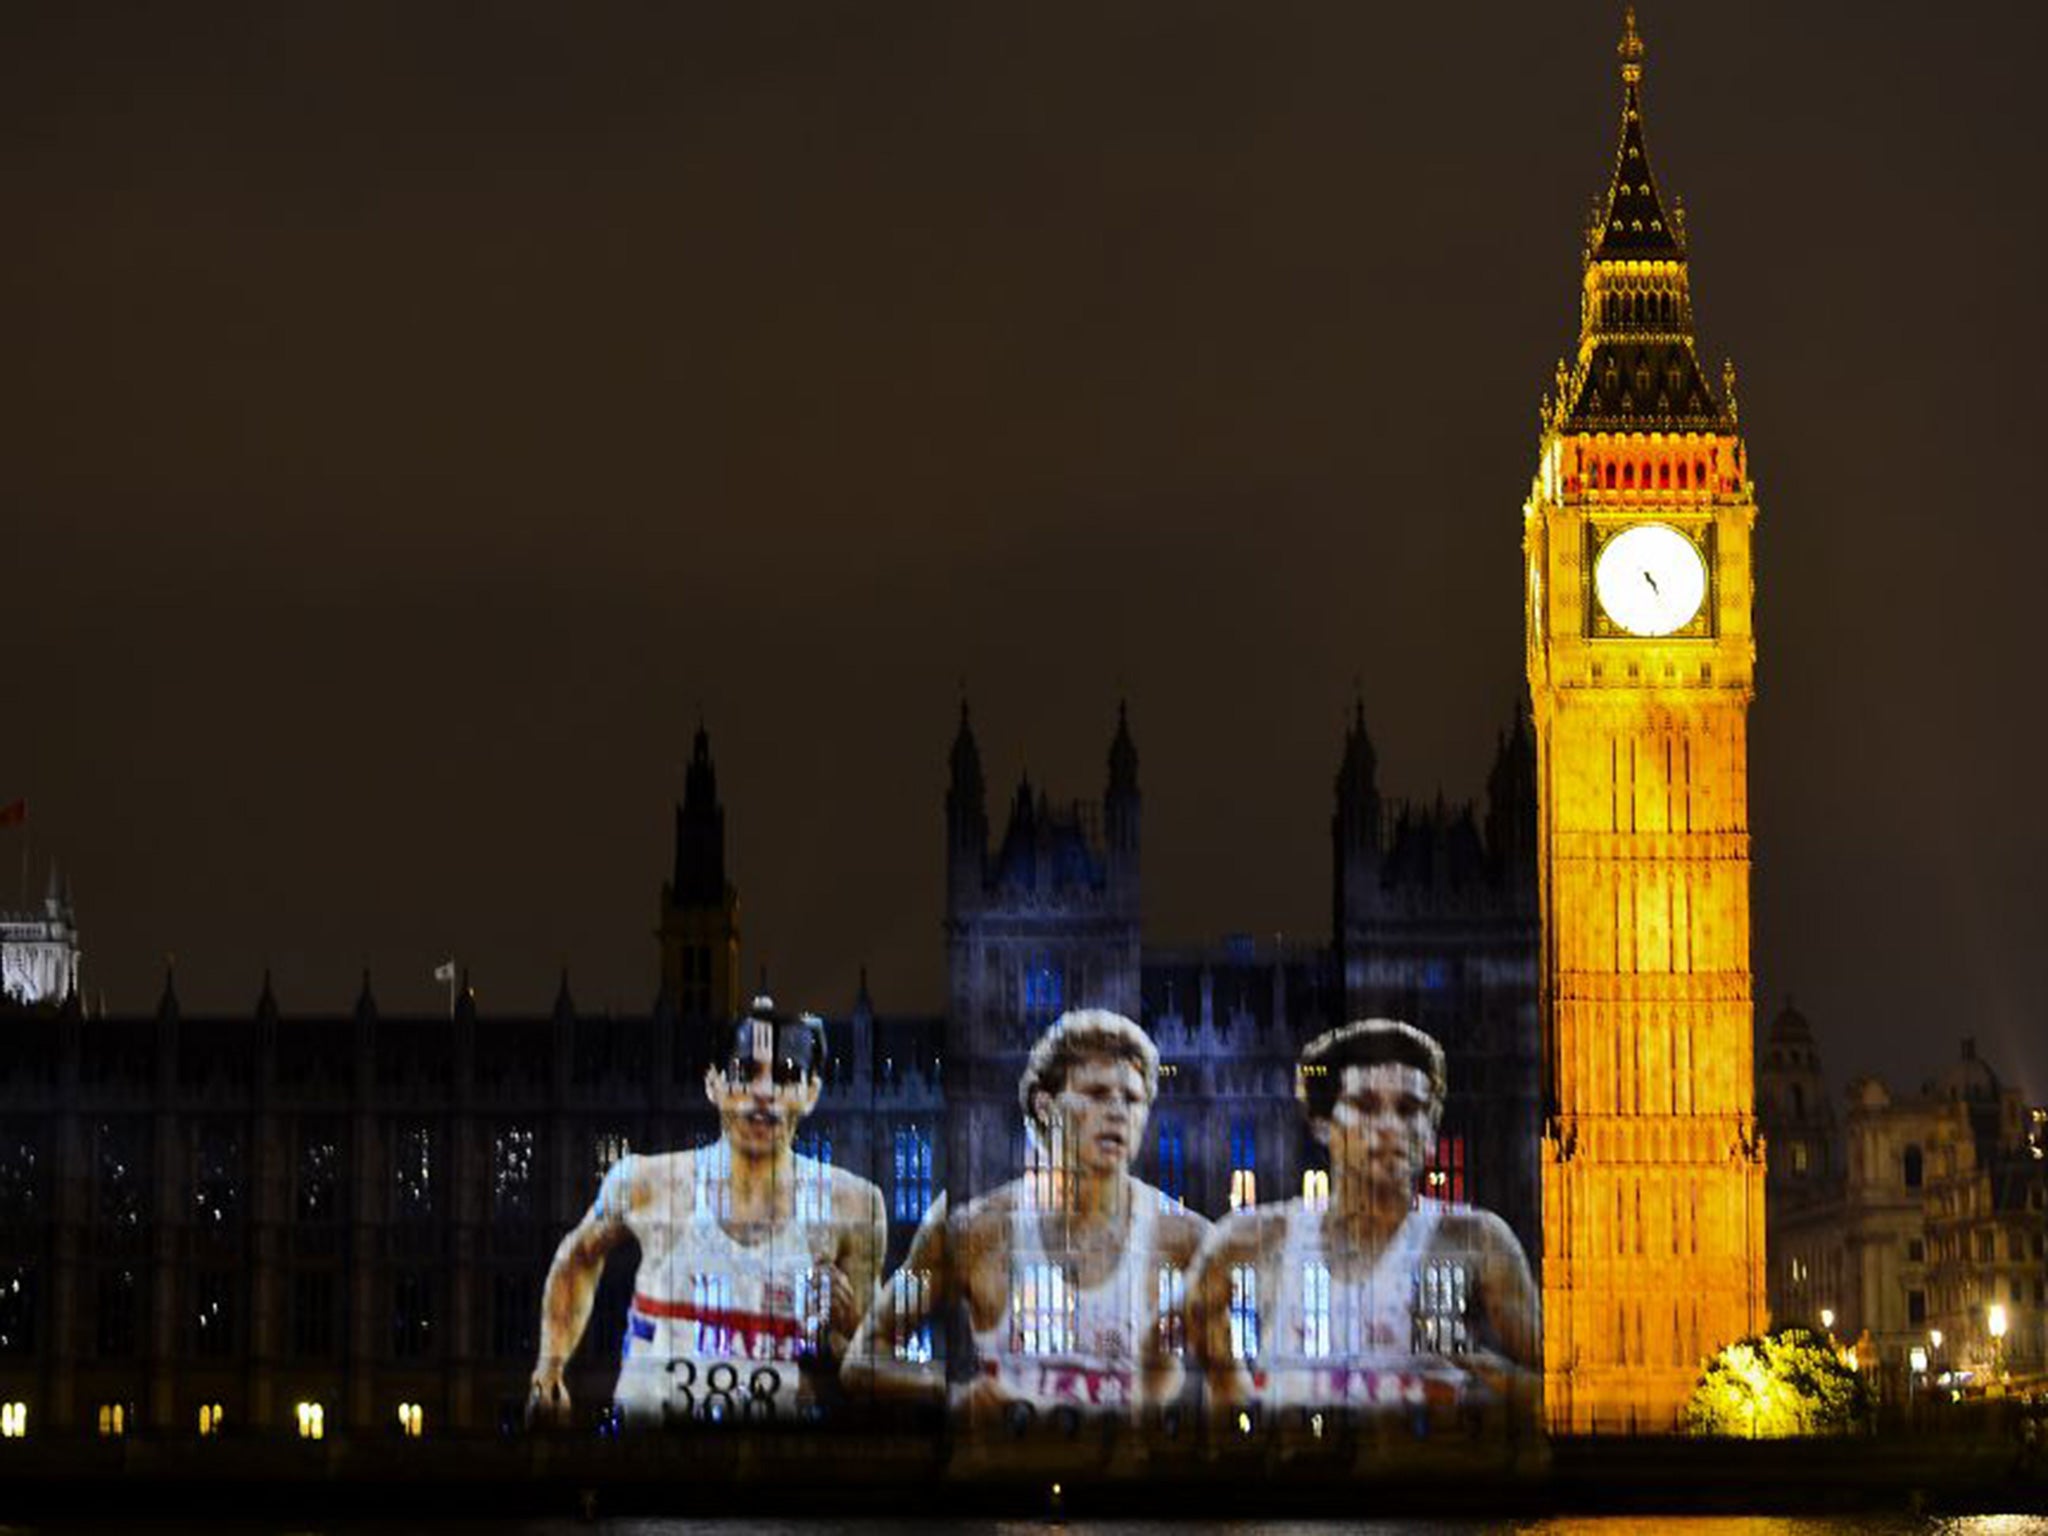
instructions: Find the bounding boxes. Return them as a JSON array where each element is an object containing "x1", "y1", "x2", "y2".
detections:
[
  {"x1": 1254, "y1": 1196, "x2": 1469, "y2": 1412},
  {"x1": 609, "y1": 1149, "x2": 838, "y2": 1426},
  {"x1": 969, "y1": 1183, "x2": 1165, "y2": 1417}
]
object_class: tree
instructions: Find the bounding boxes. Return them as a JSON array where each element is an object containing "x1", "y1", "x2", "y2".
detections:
[{"x1": 1684, "y1": 1325, "x2": 1871, "y2": 1437}]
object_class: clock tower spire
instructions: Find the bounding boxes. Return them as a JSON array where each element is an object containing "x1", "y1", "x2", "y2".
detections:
[{"x1": 1526, "y1": 10, "x2": 1767, "y2": 1433}]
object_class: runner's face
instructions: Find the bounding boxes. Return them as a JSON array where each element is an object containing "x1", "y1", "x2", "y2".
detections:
[
  {"x1": 1320, "y1": 1062, "x2": 1437, "y2": 1201},
  {"x1": 1048, "y1": 1055, "x2": 1150, "y2": 1178},
  {"x1": 705, "y1": 1023, "x2": 820, "y2": 1158}
]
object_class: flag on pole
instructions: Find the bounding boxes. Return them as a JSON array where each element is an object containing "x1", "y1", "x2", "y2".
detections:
[
  {"x1": 0, "y1": 800, "x2": 24, "y2": 828},
  {"x1": 432, "y1": 960, "x2": 457, "y2": 984}
]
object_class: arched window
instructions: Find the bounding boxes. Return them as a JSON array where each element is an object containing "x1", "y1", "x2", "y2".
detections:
[
  {"x1": 1623, "y1": 462, "x2": 1635, "y2": 489},
  {"x1": 1903, "y1": 1145, "x2": 1924, "y2": 1189},
  {"x1": 1658, "y1": 461, "x2": 1670, "y2": 489},
  {"x1": 1676, "y1": 460, "x2": 1689, "y2": 489}
]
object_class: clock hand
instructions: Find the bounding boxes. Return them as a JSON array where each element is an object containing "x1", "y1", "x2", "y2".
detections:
[{"x1": 1642, "y1": 570, "x2": 1661, "y2": 597}]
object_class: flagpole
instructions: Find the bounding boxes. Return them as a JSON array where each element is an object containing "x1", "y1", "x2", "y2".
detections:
[{"x1": 447, "y1": 964, "x2": 457, "y2": 1019}]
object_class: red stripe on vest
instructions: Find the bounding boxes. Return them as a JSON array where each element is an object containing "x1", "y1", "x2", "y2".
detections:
[{"x1": 631, "y1": 1293, "x2": 808, "y2": 1340}]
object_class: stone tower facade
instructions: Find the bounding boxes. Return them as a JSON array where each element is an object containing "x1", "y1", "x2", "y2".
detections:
[
  {"x1": 942, "y1": 703, "x2": 1142, "y2": 1201},
  {"x1": 1523, "y1": 11, "x2": 1767, "y2": 1431},
  {"x1": 1333, "y1": 700, "x2": 1543, "y2": 1260},
  {"x1": 656, "y1": 725, "x2": 742, "y2": 1032}
]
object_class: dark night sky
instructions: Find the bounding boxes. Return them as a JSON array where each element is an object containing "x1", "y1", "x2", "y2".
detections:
[{"x1": 4, "y1": 3, "x2": 2043, "y2": 1101}]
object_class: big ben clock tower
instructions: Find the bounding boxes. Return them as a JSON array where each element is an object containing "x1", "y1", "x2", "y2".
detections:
[{"x1": 1525, "y1": 10, "x2": 1767, "y2": 1432}]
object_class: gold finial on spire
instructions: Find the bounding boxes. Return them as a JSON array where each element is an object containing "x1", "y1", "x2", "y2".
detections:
[{"x1": 1619, "y1": 6, "x2": 1645, "y2": 85}]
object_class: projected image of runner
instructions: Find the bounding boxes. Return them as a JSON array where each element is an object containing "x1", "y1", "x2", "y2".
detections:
[
  {"x1": 528, "y1": 1000, "x2": 885, "y2": 1427},
  {"x1": 1192, "y1": 1018, "x2": 1538, "y2": 1425},
  {"x1": 847, "y1": 1009, "x2": 1209, "y2": 1428}
]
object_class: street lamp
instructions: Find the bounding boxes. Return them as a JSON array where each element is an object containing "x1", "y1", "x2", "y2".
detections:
[
  {"x1": 1988, "y1": 1303, "x2": 2009, "y2": 1381},
  {"x1": 1820, "y1": 1307, "x2": 1836, "y2": 1333}
]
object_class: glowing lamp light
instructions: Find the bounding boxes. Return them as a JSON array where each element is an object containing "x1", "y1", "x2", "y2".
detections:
[
  {"x1": 295, "y1": 1401, "x2": 325, "y2": 1441},
  {"x1": 1819, "y1": 1308, "x2": 1835, "y2": 1331},
  {"x1": 1989, "y1": 1304, "x2": 2009, "y2": 1341},
  {"x1": 398, "y1": 1402, "x2": 424, "y2": 1438},
  {"x1": 1909, "y1": 1346, "x2": 1929, "y2": 1373},
  {"x1": 0, "y1": 1401, "x2": 25, "y2": 1439},
  {"x1": 1929, "y1": 1328, "x2": 1944, "y2": 1351}
]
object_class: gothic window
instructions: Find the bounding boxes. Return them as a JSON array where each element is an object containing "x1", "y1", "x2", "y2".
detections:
[
  {"x1": 1417, "y1": 1258, "x2": 1471, "y2": 1356},
  {"x1": 1301, "y1": 1261, "x2": 1331, "y2": 1359},
  {"x1": 1154, "y1": 1265, "x2": 1186, "y2": 1358},
  {"x1": 491, "y1": 1272, "x2": 538, "y2": 1361},
  {"x1": 0, "y1": 1265, "x2": 35, "y2": 1355},
  {"x1": 1228, "y1": 1120, "x2": 1257, "y2": 1211},
  {"x1": 1013, "y1": 1262, "x2": 1074, "y2": 1356},
  {"x1": 1228, "y1": 1264, "x2": 1260, "y2": 1361},
  {"x1": 192, "y1": 1123, "x2": 243, "y2": 1231},
  {"x1": 392, "y1": 1124, "x2": 435, "y2": 1221},
  {"x1": 492, "y1": 1125, "x2": 536, "y2": 1221},
  {"x1": 392, "y1": 1269, "x2": 435, "y2": 1359},
  {"x1": 0, "y1": 1132, "x2": 40, "y2": 1225},
  {"x1": 593, "y1": 1129, "x2": 631, "y2": 1190},
  {"x1": 1023, "y1": 958, "x2": 1064, "y2": 1026},
  {"x1": 292, "y1": 1271, "x2": 336, "y2": 1359},
  {"x1": 1426, "y1": 1133, "x2": 1467, "y2": 1204},
  {"x1": 297, "y1": 1128, "x2": 342, "y2": 1223},
  {"x1": 95, "y1": 1268, "x2": 138, "y2": 1358},
  {"x1": 192, "y1": 1270, "x2": 235, "y2": 1359},
  {"x1": 888, "y1": 1268, "x2": 934, "y2": 1363},
  {"x1": 1301, "y1": 1168, "x2": 1330, "y2": 1213},
  {"x1": 690, "y1": 1271, "x2": 734, "y2": 1355},
  {"x1": 1156, "y1": 1121, "x2": 1186, "y2": 1207},
  {"x1": 1024, "y1": 1117, "x2": 1072, "y2": 1213},
  {"x1": 891, "y1": 1123, "x2": 934, "y2": 1223},
  {"x1": 794, "y1": 1130, "x2": 833, "y2": 1222},
  {"x1": 94, "y1": 1121, "x2": 147, "y2": 1233},
  {"x1": 1903, "y1": 1145, "x2": 1924, "y2": 1189},
  {"x1": 681, "y1": 945, "x2": 712, "y2": 1018}
]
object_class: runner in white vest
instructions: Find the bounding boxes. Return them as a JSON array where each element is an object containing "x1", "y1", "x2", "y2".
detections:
[
  {"x1": 530, "y1": 1001, "x2": 886, "y2": 1427},
  {"x1": 1191, "y1": 1018, "x2": 1538, "y2": 1422},
  {"x1": 845, "y1": 1009, "x2": 1210, "y2": 1426}
]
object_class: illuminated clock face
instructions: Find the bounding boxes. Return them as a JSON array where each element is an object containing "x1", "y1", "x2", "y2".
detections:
[{"x1": 1593, "y1": 523, "x2": 1707, "y2": 637}]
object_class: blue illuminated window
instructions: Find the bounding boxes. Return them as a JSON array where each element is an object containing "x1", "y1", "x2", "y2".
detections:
[
  {"x1": 1156, "y1": 1122, "x2": 1186, "y2": 1205},
  {"x1": 794, "y1": 1131, "x2": 833, "y2": 1221},
  {"x1": 1229, "y1": 1120, "x2": 1257, "y2": 1210},
  {"x1": 891, "y1": 1124, "x2": 933, "y2": 1223},
  {"x1": 1228, "y1": 1264, "x2": 1260, "y2": 1361},
  {"x1": 1023, "y1": 960, "x2": 1064, "y2": 1023}
]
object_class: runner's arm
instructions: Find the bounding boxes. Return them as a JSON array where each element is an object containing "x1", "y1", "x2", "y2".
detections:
[
  {"x1": 530, "y1": 1159, "x2": 636, "y2": 1420},
  {"x1": 841, "y1": 1192, "x2": 950, "y2": 1403},
  {"x1": 1188, "y1": 1216, "x2": 1259, "y2": 1416}
]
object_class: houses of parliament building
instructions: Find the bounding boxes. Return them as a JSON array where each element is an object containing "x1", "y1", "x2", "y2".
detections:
[
  {"x1": 0, "y1": 707, "x2": 1540, "y2": 1444},
  {"x1": 0, "y1": 12, "x2": 1770, "y2": 1446}
]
